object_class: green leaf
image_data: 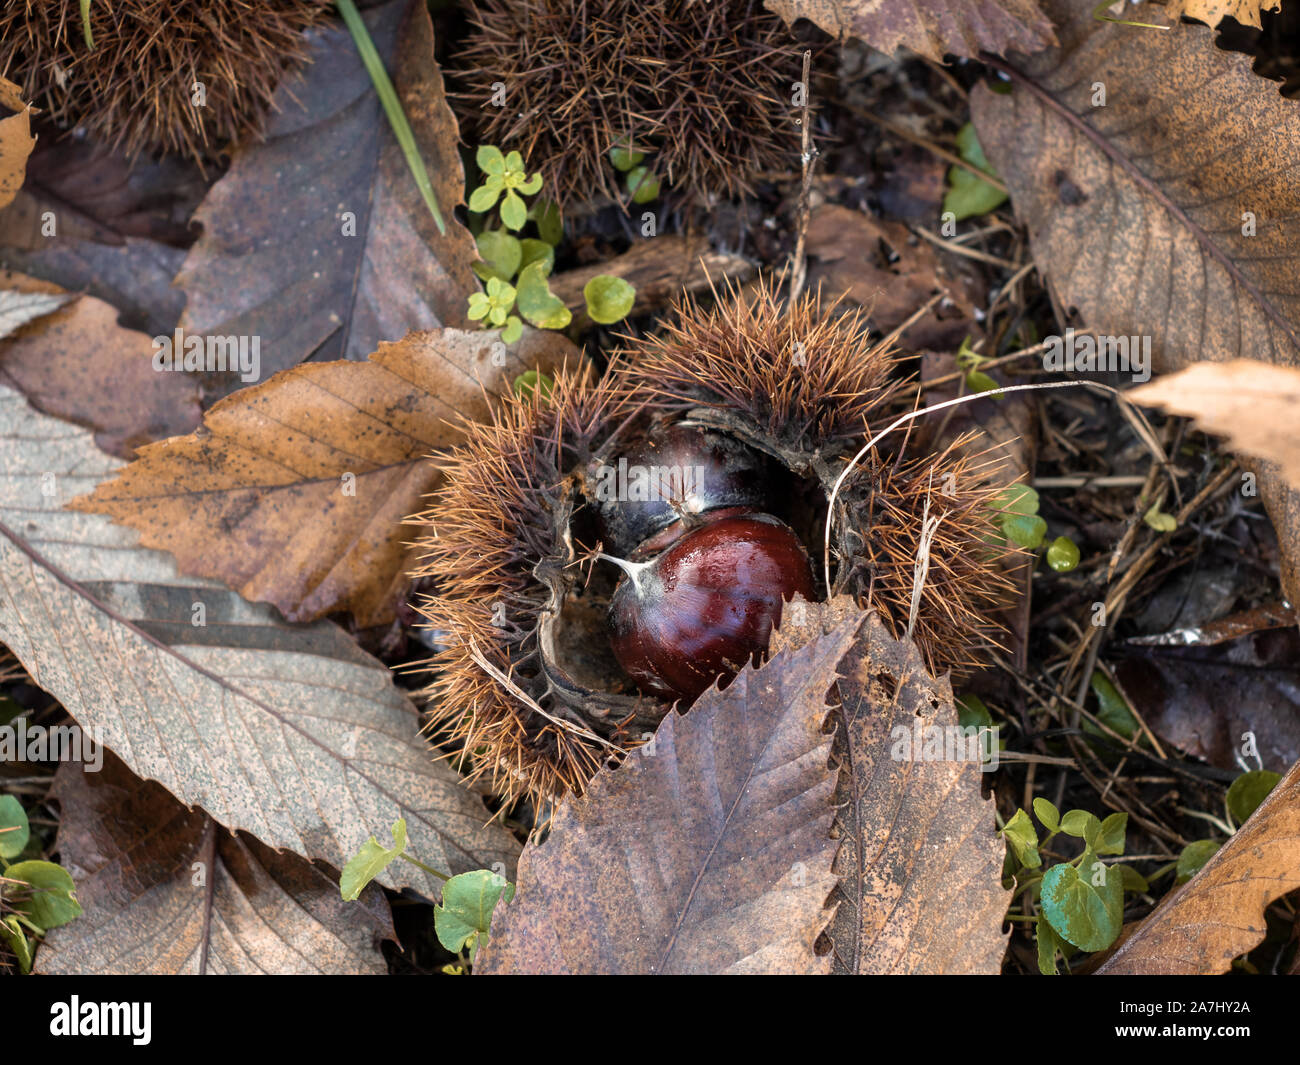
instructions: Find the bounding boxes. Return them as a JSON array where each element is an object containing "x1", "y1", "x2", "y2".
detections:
[
  {"x1": 473, "y1": 230, "x2": 522, "y2": 282},
  {"x1": 583, "y1": 275, "x2": 636, "y2": 324},
  {"x1": 1119, "y1": 865, "x2": 1149, "y2": 894},
  {"x1": 1002, "y1": 808, "x2": 1041, "y2": 869},
  {"x1": 519, "y1": 238, "x2": 555, "y2": 277},
  {"x1": 1087, "y1": 671, "x2": 1140, "y2": 741},
  {"x1": 500, "y1": 189, "x2": 527, "y2": 231},
  {"x1": 608, "y1": 139, "x2": 646, "y2": 171},
  {"x1": 1059, "y1": 809, "x2": 1101, "y2": 842},
  {"x1": 6, "y1": 860, "x2": 82, "y2": 930},
  {"x1": 996, "y1": 483, "x2": 1040, "y2": 518},
  {"x1": 434, "y1": 869, "x2": 516, "y2": 957},
  {"x1": 1143, "y1": 505, "x2": 1177, "y2": 532},
  {"x1": 518, "y1": 172, "x2": 544, "y2": 196},
  {"x1": 1002, "y1": 513, "x2": 1047, "y2": 550},
  {"x1": 943, "y1": 123, "x2": 1008, "y2": 221},
  {"x1": 1176, "y1": 839, "x2": 1222, "y2": 884},
  {"x1": 468, "y1": 183, "x2": 500, "y2": 213},
  {"x1": 529, "y1": 199, "x2": 564, "y2": 246},
  {"x1": 1095, "y1": 812, "x2": 1128, "y2": 856},
  {"x1": 501, "y1": 316, "x2": 523, "y2": 345},
  {"x1": 0, "y1": 916, "x2": 32, "y2": 974},
  {"x1": 1036, "y1": 915, "x2": 1062, "y2": 975},
  {"x1": 625, "y1": 165, "x2": 661, "y2": 204},
  {"x1": 513, "y1": 370, "x2": 553, "y2": 402},
  {"x1": 467, "y1": 292, "x2": 491, "y2": 321},
  {"x1": 516, "y1": 263, "x2": 572, "y2": 329},
  {"x1": 476, "y1": 145, "x2": 506, "y2": 175},
  {"x1": 965, "y1": 369, "x2": 1004, "y2": 397},
  {"x1": 1226, "y1": 769, "x2": 1281, "y2": 825},
  {"x1": 340, "y1": 819, "x2": 407, "y2": 901},
  {"x1": 0, "y1": 794, "x2": 31, "y2": 859},
  {"x1": 1033, "y1": 797, "x2": 1061, "y2": 834},
  {"x1": 956, "y1": 694, "x2": 993, "y2": 731},
  {"x1": 1040, "y1": 857, "x2": 1123, "y2": 952},
  {"x1": 503, "y1": 150, "x2": 524, "y2": 174},
  {"x1": 1046, "y1": 536, "x2": 1080, "y2": 572}
]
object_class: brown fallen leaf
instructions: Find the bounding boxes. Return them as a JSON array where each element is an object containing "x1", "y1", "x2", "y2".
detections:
[
  {"x1": 74, "y1": 326, "x2": 582, "y2": 627},
  {"x1": 0, "y1": 76, "x2": 35, "y2": 211},
  {"x1": 1129, "y1": 360, "x2": 1300, "y2": 492},
  {"x1": 548, "y1": 235, "x2": 754, "y2": 330},
  {"x1": 1099, "y1": 747, "x2": 1300, "y2": 973},
  {"x1": 765, "y1": 0, "x2": 1055, "y2": 62},
  {"x1": 175, "y1": 0, "x2": 477, "y2": 390},
  {"x1": 774, "y1": 602, "x2": 1012, "y2": 973},
  {"x1": 805, "y1": 205, "x2": 982, "y2": 351},
  {"x1": 1114, "y1": 627, "x2": 1300, "y2": 773},
  {"x1": 0, "y1": 384, "x2": 520, "y2": 896},
  {"x1": 37, "y1": 753, "x2": 393, "y2": 975},
  {"x1": 1166, "y1": 0, "x2": 1280, "y2": 29},
  {"x1": 1, "y1": 270, "x2": 201, "y2": 457},
  {"x1": 972, "y1": 0, "x2": 1300, "y2": 603},
  {"x1": 475, "y1": 614, "x2": 866, "y2": 975}
]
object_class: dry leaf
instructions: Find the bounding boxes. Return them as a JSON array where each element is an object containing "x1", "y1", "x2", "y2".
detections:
[
  {"x1": 805, "y1": 204, "x2": 982, "y2": 351},
  {"x1": 1100, "y1": 751, "x2": 1300, "y2": 973},
  {"x1": 1, "y1": 270, "x2": 201, "y2": 457},
  {"x1": 73, "y1": 327, "x2": 582, "y2": 626},
  {"x1": 0, "y1": 285, "x2": 69, "y2": 339},
  {"x1": 972, "y1": 0, "x2": 1300, "y2": 602},
  {"x1": 175, "y1": 0, "x2": 477, "y2": 389},
  {"x1": 37, "y1": 753, "x2": 393, "y2": 975},
  {"x1": 475, "y1": 616, "x2": 866, "y2": 974},
  {"x1": 765, "y1": 0, "x2": 1055, "y2": 62},
  {"x1": 0, "y1": 384, "x2": 520, "y2": 895},
  {"x1": 0, "y1": 76, "x2": 35, "y2": 211},
  {"x1": 1165, "y1": 0, "x2": 1280, "y2": 29},
  {"x1": 774, "y1": 602, "x2": 1012, "y2": 974},
  {"x1": 1129, "y1": 360, "x2": 1300, "y2": 491}
]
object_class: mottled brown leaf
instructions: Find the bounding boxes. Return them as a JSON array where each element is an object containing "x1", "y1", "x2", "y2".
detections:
[
  {"x1": 1, "y1": 270, "x2": 200, "y2": 457},
  {"x1": 175, "y1": 0, "x2": 477, "y2": 387},
  {"x1": 0, "y1": 76, "x2": 34, "y2": 211},
  {"x1": 476, "y1": 616, "x2": 866, "y2": 975},
  {"x1": 73, "y1": 326, "x2": 581, "y2": 626},
  {"x1": 1129, "y1": 360, "x2": 1300, "y2": 493},
  {"x1": 1166, "y1": 0, "x2": 1280, "y2": 30},
  {"x1": 972, "y1": 1, "x2": 1300, "y2": 602},
  {"x1": 37, "y1": 753, "x2": 393, "y2": 975},
  {"x1": 765, "y1": 0, "x2": 1055, "y2": 62},
  {"x1": 1100, "y1": 751, "x2": 1300, "y2": 973},
  {"x1": 0, "y1": 385, "x2": 520, "y2": 895},
  {"x1": 792, "y1": 607, "x2": 1010, "y2": 974}
]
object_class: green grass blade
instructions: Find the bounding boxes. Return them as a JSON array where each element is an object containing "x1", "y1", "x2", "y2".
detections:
[
  {"x1": 335, "y1": 0, "x2": 447, "y2": 235},
  {"x1": 80, "y1": 0, "x2": 94, "y2": 49}
]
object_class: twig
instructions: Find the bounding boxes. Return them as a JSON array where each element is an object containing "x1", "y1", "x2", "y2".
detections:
[{"x1": 787, "y1": 50, "x2": 817, "y2": 303}]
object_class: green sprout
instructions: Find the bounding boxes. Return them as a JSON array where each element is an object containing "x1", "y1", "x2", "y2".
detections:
[
  {"x1": 469, "y1": 146, "x2": 543, "y2": 231},
  {"x1": 467, "y1": 277, "x2": 522, "y2": 343}
]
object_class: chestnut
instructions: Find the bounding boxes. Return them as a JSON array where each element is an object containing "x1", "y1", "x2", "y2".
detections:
[
  {"x1": 588, "y1": 422, "x2": 769, "y2": 557},
  {"x1": 605, "y1": 513, "x2": 815, "y2": 701}
]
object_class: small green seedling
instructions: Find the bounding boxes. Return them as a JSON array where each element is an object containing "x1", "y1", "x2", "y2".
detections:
[
  {"x1": 943, "y1": 123, "x2": 1008, "y2": 221},
  {"x1": 0, "y1": 796, "x2": 83, "y2": 973}
]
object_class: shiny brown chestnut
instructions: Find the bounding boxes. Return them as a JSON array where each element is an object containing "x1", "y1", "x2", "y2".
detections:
[
  {"x1": 588, "y1": 422, "x2": 769, "y2": 557},
  {"x1": 605, "y1": 513, "x2": 815, "y2": 701}
]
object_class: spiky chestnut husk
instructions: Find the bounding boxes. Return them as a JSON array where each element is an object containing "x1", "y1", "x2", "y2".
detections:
[
  {"x1": 450, "y1": 0, "x2": 797, "y2": 207},
  {"x1": 607, "y1": 280, "x2": 1020, "y2": 678},
  {"x1": 0, "y1": 1, "x2": 333, "y2": 162},
  {"x1": 411, "y1": 365, "x2": 669, "y2": 814}
]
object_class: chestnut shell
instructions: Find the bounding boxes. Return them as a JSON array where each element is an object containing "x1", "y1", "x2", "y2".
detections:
[
  {"x1": 608, "y1": 513, "x2": 815, "y2": 700},
  {"x1": 588, "y1": 422, "x2": 769, "y2": 557}
]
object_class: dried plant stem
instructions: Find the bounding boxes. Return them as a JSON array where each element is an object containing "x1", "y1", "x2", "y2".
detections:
[{"x1": 787, "y1": 49, "x2": 816, "y2": 304}]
